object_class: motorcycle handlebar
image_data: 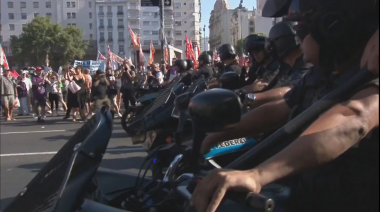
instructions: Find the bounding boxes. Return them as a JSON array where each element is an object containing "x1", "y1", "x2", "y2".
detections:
[{"x1": 226, "y1": 191, "x2": 274, "y2": 212}]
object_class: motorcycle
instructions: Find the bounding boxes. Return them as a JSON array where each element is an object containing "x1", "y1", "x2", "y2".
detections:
[{"x1": 4, "y1": 70, "x2": 374, "y2": 212}]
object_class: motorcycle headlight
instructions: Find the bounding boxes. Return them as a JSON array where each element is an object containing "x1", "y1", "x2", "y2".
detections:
[{"x1": 142, "y1": 131, "x2": 158, "y2": 150}]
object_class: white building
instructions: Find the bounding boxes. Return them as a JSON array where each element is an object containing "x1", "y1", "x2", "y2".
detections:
[
  {"x1": 95, "y1": 0, "x2": 201, "y2": 63},
  {"x1": 230, "y1": 8, "x2": 255, "y2": 46},
  {"x1": 0, "y1": 0, "x2": 97, "y2": 58},
  {"x1": 208, "y1": 0, "x2": 234, "y2": 51},
  {"x1": 200, "y1": 37, "x2": 210, "y2": 53}
]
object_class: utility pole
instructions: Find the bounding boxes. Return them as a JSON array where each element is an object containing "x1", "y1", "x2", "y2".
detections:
[
  {"x1": 159, "y1": 0, "x2": 165, "y2": 71},
  {"x1": 239, "y1": 0, "x2": 244, "y2": 56},
  {"x1": 203, "y1": 25, "x2": 206, "y2": 53}
]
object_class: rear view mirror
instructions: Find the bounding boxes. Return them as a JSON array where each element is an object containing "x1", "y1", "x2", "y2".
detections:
[
  {"x1": 188, "y1": 89, "x2": 242, "y2": 132},
  {"x1": 219, "y1": 72, "x2": 240, "y2": 90}
]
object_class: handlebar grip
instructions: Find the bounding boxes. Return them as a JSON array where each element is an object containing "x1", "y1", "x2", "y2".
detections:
[{"x1": 226, "y1": 191, "x2": 274, "y2": 212}]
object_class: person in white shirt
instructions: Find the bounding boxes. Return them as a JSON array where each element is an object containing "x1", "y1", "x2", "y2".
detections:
[
  {"x1": 152, "y1": 63, "x2": 164, "y2": 84},
  {"x1": 22, "y1": 71, "x2": 33, "y2": 113}
]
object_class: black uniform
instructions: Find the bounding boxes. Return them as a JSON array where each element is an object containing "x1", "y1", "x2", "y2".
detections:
[
  {"x1": 284, "y1": 67, "x2": 379, "y2": 212},
  {"x1": 224, "y1": 61, "x2": 242, "y2": 76},
  {"x1": 268, "y1": 56, "x2": 311, "y2": 89},
  {"x1": 198, "y1": 66, "x2": 214, "y2": 79},
  {"x1": 258, "y1": 61, "x2": 281, "y2": 91}
]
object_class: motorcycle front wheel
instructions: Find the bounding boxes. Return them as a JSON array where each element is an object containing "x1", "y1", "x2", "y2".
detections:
[{"x1": 121, "y1": 108, "x2": 139, "y2": 136}]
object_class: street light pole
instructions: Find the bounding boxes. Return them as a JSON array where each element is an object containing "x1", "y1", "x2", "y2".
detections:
[
  {"x1": 159, "y1": 0, "x2": 165, "y2": 71},
  {"x1": 239, "y1": 0, "x2": 243, "y2": 57},
  {"x1": 203, "y1": 25, "x2": 206, "y2": 52}
]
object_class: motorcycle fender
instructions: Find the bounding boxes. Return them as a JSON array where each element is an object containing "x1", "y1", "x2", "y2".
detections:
[
  {"x1": 138, "y1": 92, "x2": 159, "y2": 103},
  {"x1": 204, "y1": 138, "x2": 257, "y2": 159},
  {"x1": 92, "y1": 167, "x2": 152, "y2": 201}
]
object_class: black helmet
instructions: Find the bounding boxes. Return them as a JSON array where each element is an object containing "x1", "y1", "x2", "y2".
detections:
[
  {"x1": 266, "y1": 21, "x2": 300, "y2": 60},
  {"x1": 186, "y1": 59, "x2": 195, "y2": 70},
  {"x1": 244, "y1": 34, "x2": 267, "y2": 54},
  {"x1": 218, "y1": 44, "x2": 236, "y2": 61},
  {"x1": 201, "y1": 51, "x2": 213, "y2": 58},
  {"x1": 198, "y1": 53, "x2": 212, "y2": 64},
  {"x1": 175, "y1": 59, "x2": 188, "y2": 71},
  {"x1": 219, "y1": 71, "x2": 240, "y2": 90}
]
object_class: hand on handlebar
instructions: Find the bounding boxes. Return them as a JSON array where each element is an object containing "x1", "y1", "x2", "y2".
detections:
[{"x1": 191, "y1": 169, "x2": 262, "y2": 212}]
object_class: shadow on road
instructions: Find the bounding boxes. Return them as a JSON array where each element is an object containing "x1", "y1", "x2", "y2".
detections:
[
  {"x1": 1, "y1": 119, "x2": 80, "y2": 127},
  {"x1": 43, "y1": 134, "x2": 73, "y2": 142},
  {"x1": 0, "y1": 197, "x2": 14, "y2": 211},
  {"x1": 100, "y1": 156, "x2": 145, "y2": 170},
  {"x1": 106, "y1": 146, "x2": 145, "y2": 155}
]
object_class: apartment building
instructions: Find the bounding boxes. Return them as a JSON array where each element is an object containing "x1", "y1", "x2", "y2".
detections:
[
  {"x1": 208, "y1": 0, "x2": 234, "y2": 51},
  {"x1": 230, "y1": 8, "x2": 255, "y2": 47},
  {"x1": 0, "y1": 0, "x2": 97, "y2": 59}
]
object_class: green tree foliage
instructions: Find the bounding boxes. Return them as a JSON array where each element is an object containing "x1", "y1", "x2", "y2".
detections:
[{"x1": 10, "y1": 16, "x2": 87, "y2": 67}]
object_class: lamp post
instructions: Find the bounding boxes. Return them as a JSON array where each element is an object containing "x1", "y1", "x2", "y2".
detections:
[
  {"x1": 239, "y1": 0, "x2": 243, "y2": 57},
  {"x1": 203, "y1": 25, "x2": 206, "y2": 52}
]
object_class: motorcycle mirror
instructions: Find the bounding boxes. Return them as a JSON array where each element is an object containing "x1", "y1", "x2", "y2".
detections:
[
  {"x1": 262, "y1": 0, "x2": 292, "y2": 17},
  {"x1": 219, "y1": 71, "x2": 240, "y2": 90},
  {"x1": 188, "y1": 89, "x2": 242, "y2": 132}
]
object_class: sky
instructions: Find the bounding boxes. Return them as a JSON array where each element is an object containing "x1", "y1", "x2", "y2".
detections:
[{"x1": 201, "y1": 0, "x2": 257, "y2": 37}]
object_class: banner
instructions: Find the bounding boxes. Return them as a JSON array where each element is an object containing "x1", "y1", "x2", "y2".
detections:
[{"x1": 73, "y1": 60, "x2": 105, "y2": 73}]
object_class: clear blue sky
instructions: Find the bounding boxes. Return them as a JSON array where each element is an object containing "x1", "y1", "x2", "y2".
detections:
[{"x1": 201, "y1": 0, "x2": 257, "y2": 37}]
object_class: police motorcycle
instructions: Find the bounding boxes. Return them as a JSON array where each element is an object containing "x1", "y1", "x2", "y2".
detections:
[{"x1": 3, "y1": 63, "x2": 375, "y2": 212}]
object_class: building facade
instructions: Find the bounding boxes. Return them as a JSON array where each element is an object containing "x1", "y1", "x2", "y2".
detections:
[
  {"x1": 229, "y1": 8, "x2": 255, "y2": 46},
  {"x1": 0, "y1": 0, "x2": 97, "y2": 58},
  {"x1": 1, "y1": 0, "x2": 201, "y2": 64},
  {"x1": 208, "y1": 0, "x2": 234, "y2": 51}
]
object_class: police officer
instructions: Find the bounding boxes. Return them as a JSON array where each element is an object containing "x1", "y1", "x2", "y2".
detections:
[
  {"x1": 217, "y1": 44, "x2": 242, "y2": 77},
  {"x1": 240, "y1": 35, "x2": 281, "y2": 93},
  {"x1": 192, "y1": 0, "x2": 379, "y2": 212},
  {"x1": 244, "y1": 21, "x2": 311, "y2": 109},
  {"x1": 196, "y1": 53, "x2": 214, "y2": 79}
]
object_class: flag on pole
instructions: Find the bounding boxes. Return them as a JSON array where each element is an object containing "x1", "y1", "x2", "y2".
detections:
[
  {"x1": 128, "y1": 26, "x2": 140, "y2": 49},
  {"x1": 138, "y1": 39, "x2": 145, "y2": 65},
  {"x1": 196, "y1": 42, "x2": 201, "y2": 57},
  {"x1": 164, "y1": 37, "x2": 169, "y2": 65},
  {"x1": 0, "y1": 44, "x2": 9, "y2": 72},
  {"x1": 107, "y1": 46, "x2": 113, "y2": 68},
  {"x1": 185, "y1": 35, "x2": 191, "y2": 59},
  {"x1": 97, "y1": 51, "x2": 107, "y2": 62},
  {"x1": 149, "y1": 40, "x2": 155, "y2": 65}
]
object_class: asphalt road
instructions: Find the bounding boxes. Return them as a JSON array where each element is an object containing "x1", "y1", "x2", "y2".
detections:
[{"x1": 0, "y1": 115, "x2": 147, "y2": 211}]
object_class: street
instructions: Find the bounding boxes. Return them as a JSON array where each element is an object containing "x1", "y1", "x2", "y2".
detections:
[{"x1": 0, "y1": 116, "x2": 147, "y2": 211}]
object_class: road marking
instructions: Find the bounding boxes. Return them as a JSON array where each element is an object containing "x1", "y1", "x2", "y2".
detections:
[
  {"x1": 0, "y1": 147, "x2": 145, "y2": 157},
  {"x1": 0, "y1": 130, "x2": 66, "y2": 135}
]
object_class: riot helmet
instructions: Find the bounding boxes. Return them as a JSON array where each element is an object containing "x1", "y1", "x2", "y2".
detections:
[
  {"x1": 198, "y1": 53, "x2": 212, "y2": 66},
  {"x1": 174, "y1": 59, "x2": 188, "y2": 71},
  {"x1": 186, "y1": 59, "x2": 195, "y2": 70},
  {"x1": 218, "y1": 44, "x2": 236, "y2": 61},
  {"x1": 244, "y1": 34, "x2": 269, "y2": 64},
  {"x1": 266, "y1": 21, "x2": 301, "y2": 60}
]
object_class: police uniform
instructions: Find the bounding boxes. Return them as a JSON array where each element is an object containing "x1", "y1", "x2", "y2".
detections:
[
  {"x1": 269, "y1": 56, "x2": 311, "y2": 89},
  {"x1": 199, "y1": 66, "x2": 214, "y2": 79},
  {"x1": 258, "y1": 61, "x2": 281, "y2": 91},
  {"x1": 225, "y1": 61, "x2": 242, "y2": 77},
  {"x1": 284, "y1": 67, "x2": 379, "y2": 212}
]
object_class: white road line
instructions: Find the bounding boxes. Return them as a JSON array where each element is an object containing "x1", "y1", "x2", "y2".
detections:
[
  {"x1": 0, "y1": 130, "x2": 66, "y2": 135},
  {"x1": 0, "y1": 147, "x2": 144, "y2": 157}
]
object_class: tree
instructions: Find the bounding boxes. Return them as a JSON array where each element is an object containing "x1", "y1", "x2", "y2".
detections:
[{"x1": 10, "y1": 16, "x2": 87, "y2": 67}]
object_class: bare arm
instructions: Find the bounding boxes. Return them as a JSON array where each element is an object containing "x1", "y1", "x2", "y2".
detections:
[
  {"x1": 247, "y1": 87, "x2": 292, "y2": 109},
  {"x1": 252, "y1": 86, "x2": 380, "y2": 187}
]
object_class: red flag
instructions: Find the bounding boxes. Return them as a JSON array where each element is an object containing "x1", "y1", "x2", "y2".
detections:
[
  {"x1": 128, "y1": 26, "x2": 140, "y2": 49},
  {"x1": 0, "y1": 44, "x2": 9, "y2": 70},
  {"x1": 97, "y1": 51, "x2": 107, "y2": 62},
  {"x1": 10, "y1": 70, "x2": 19, "y2": 78},
  {"x1": 197, "y1": 43, "x2": 201, "y2": 57},
  {"x1": 149, "y1": 40, "x2": 155, "y2": 65},
  {"x1": 138, "y1": 38, "x2": 145, "y2": 65},
  {"x1": 107, "y1": 46, "x2": 113, "y2": 68},
  {"x1": 185, "y1": 35, "x2": 191, "y2": 59}
]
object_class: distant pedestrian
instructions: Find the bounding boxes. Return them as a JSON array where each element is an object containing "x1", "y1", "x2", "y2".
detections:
[
  {"x1": 31, "y1": 67, "x2": 50, "y2": 122},
  {"x1": 0, "y1": 69, "x2": 18, "y2": 121},
  {"x1": 17, "y1": 76, "x2": 29, "y2": 116}
]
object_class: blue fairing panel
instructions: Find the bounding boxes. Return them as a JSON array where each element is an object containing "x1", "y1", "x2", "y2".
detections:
[
  {"x1": 138, "y1": 92, "x2": 159, "y2": 103},
  {"x1": 204, "y1": 138, "x2": 257, "y2": 159}
]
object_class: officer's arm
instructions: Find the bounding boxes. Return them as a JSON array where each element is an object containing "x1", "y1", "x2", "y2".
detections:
[
  {"x1": 206, "y1": 99, "x2": 291, "y2": 143},
  {"x1": 248, "y1": 87, "x2": 292, "y2": 109},
  {"x1": 251, "y1": 86, "x2": 380, "y2": 187}
]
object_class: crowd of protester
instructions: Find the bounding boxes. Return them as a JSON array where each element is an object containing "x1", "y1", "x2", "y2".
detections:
[{"x1": 0, "y1": 58, "x2": 199, "y2": 123}]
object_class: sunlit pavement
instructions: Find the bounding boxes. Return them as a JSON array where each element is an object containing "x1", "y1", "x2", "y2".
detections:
[{"x1": 0, "y1": 116, "x2": 147, "y2": 211}]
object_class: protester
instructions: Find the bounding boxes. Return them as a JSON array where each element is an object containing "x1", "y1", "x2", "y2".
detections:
[
  {"x1": 64, "y1": 66, "x2": 86, "y2": 122},
  {"x1": 0, "y1": 69, "x2": 18, "y2": 121},
  {"x1": 87, "y1": 70, "x2": 110, "y2": 118},
  {"x1": 106, "y1": 68, "x2": 122, "y2": 117},
  {"x1": 115, "y1": 70, "x2": 123, "y2": 113},
  {"x1": 152, "y1": 63, "x2": 164, "y2": 84},
  {"x1": 48, "y1": 74, "x2": 62, "y2": 116},
  {"x1": 17, "y1": 76, "x2": 29, "y2": 115},
  {"x1": 120, "y1": 61, "x2": 137, "y2": 112},
  {"x1": 31, "y1": 67, "x2": 50, "y2": 122},
  {"x1": 83, "y1": 68, "x2": 92, "y2": 114}
]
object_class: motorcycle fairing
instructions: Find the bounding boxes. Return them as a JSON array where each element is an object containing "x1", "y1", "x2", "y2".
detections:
[
  {"x1": 137, "y1": 92, "x2": 159, "y2": 103},
  {"x1": 204, "y1": 138, "x2": 257, "y2": 159}
]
